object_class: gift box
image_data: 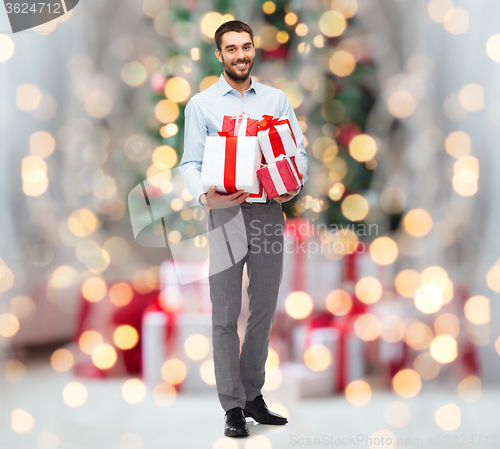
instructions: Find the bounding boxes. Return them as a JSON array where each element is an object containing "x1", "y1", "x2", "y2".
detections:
[
  {"x1": 304, "y1": 312, "x2": 367, "y2": 393},
  {"x1": 257, "y1": 155, "x2": 303, "y2": 199},
  {"x1": 72, "y1": 284, "x2": 158, "y2": 379},
  {"x1": 257, "y1": 115, "x2": 297, "y2": 164},
  {"x1": 160, "y1": 260, "x2": 211, "y2": 313},
  {"x1": 201, "y1": 135, "x2": 262, "y2": 195},
  {"x1": 221, "y1": 112, "x2": 258, "y2": 137}
]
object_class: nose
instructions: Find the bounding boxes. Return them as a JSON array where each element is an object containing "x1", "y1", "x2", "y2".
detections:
[{"x1": 235, "y1": 48, "x2": 246, "y2": 60}]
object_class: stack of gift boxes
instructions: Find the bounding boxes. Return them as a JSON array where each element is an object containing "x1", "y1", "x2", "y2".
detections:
[{"x1": 140, "y1": 112, "x2": 411, "y2": 397}]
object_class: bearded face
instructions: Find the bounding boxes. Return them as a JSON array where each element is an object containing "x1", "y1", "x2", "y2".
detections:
[{"x1": 216, "y1": 31, "x2": 255, "y2": 83}]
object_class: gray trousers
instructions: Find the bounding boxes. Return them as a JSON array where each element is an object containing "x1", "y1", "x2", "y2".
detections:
[{"x1": 207, "y1": 200, "x2": 284, "y2": 412}]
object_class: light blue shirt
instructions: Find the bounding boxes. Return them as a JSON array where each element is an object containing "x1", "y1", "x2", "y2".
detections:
[{"x1": 180, "y1": 73, "x2": 308, "y2": 205}]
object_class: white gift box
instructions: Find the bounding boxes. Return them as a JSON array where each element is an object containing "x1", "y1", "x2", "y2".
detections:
[
  {"x1": 160, "y1": 260, "x2": 211, "y2": 313},
  {"x1": 257, "y1": 115, "x2": 298, "y2": 164},
  {"x1": 201, "y1": 136, "x2": 262, "y2": 194}
]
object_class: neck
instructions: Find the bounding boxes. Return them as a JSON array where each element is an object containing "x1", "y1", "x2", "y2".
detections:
[{"x1": 223, "y1": 70, "x2": 251, "y2": 97}]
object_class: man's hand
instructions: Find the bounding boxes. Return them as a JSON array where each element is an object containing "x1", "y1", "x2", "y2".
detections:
[
  {"x1": 201, "y1": 186, "x2": 250, "y2": 209},
  {"x1": 273, "y1": 173, "x2": 304, "y2": 204}
]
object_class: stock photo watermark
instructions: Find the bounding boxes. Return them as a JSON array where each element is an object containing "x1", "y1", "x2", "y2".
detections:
[{"x1": 289, "y1": 434, "x2": 500, "y2": 447}]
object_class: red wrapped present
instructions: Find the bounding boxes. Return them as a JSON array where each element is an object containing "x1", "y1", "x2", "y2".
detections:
[
  {"x1": 257, "y1": 115, "x2": 297, "y2": 164},
  {"x1": 200, "y1": 134, "x2": 262, "y2": 195},
  {"x1": 72, "y1": 283, "x2": 158, "y2": 379},
  {"x1": 257, "y1": 155, "x2": 303, "y2": 199},
  {"x1": 221, "y1": 112, "x2": 258, "y2": 137},
  {"x1": 305, "y1": 312, "x2": 367, "y2": 393}
]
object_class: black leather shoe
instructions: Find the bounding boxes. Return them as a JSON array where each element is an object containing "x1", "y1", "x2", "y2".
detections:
[
  {"x1": 244, "y1": 395, "x2": 288, "y2": 425},
  {"x1": 224, "y1": 407, "x2": 250, "y2": 437}
]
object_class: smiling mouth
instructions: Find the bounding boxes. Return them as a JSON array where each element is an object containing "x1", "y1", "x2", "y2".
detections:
[{"x1": 234, "y1": 62, "x2": 249, "y2": 68}]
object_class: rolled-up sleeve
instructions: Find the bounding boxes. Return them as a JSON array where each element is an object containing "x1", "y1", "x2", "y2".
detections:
[
  {"x1": 180, "y1": 95, "x2": 208, "y2": 205},
  {"x1": 280, "y1": 91, "x2": 308, "y2": 186}
]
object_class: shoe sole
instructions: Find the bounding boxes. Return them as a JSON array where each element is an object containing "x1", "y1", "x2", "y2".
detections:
[
  {"x1": 224, "y1": 430, "x2": 250, "y2": 437},
  {"x1": 243, "y1": 411, "x2": 288, "y2": 425}
]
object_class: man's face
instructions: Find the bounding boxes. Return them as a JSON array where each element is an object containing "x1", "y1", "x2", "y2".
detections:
[{"x1": 216, "y1": 31, "x2": 255, "y2": 82}]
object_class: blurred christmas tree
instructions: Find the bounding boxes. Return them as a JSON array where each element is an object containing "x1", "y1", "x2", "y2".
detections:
[{"x1": 141, "y1": 0, "x2": 378, "y2": 237}]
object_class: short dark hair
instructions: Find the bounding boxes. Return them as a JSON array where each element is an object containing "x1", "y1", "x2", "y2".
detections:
[{"x1": 214, "y1": 20, "x2": 254, "y2": 52}]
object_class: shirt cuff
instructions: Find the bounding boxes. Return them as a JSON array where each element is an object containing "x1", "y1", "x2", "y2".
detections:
[{"x1": 198, "y1": 192, "x2": 207, "y2": 207}]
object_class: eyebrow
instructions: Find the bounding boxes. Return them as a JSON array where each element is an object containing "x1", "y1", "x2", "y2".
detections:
[{"x1": 224, "y1": 42, "x2": 253, "y2": 50}]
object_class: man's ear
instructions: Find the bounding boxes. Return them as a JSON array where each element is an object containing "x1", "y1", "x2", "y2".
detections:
[{"x1": 215, "y1": 48, "x2": 223, "y2": 63}]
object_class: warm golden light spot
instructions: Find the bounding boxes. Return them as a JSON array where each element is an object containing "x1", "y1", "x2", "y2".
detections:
[
  {"x1": 79, "y1": 330, "x2": 103, "y2": 355},
  {"x1": 380, "y1": 315, "x2": 405, "y2": 343},
  {"x1": 319, "y1": 10, "x2": 346, "y2": 37},
  {"x1": 132, "y1": 268, "x2": 158, "y2": 294},
  {"x1": 113, "y1": 325, "x2": 139, "y2": 350},
  {"x1": 369, "y1": 237, "x2": 398, "y2": 265},
  {"x1": 304, "y1": 345, "x2": 331, "y2": 371},
  {"x1": 85, "y1": 91, "x2": 113, "y2": 118},
  {"x1": 152, "y1": 382, "x2": 177, "y2": 407},
  {"x1": 190, "y1": 47, "x2": 200, "y2": 60},
  {"x1": 445, "y1": 131, "x2": 470, "y2": 157},
  {"x1": 282, "y1": 81, "x2": 304, "y2": 109},
  {"x1": 325, "y1": 289, "x2": 352, "y2": 316},
  {"x1": 405, "y1": 322, "x2": 433, "y2": 350},
  {"x1": 29, "y1": 131, "x2": 55, "y2": 158},
  {"x1": 285, "y1": 291, "x2": 313, "y2": 319},
  {"x1": 11, "y1": 409, "x2": 34, "y2": 433},
  {"x1": 354, "y1": 313, "x2": 381, "y2": 341},
  {"x1": 387, "y1": 91, "x2": 416, "y2": 118},
  {"x1": 49, "y1": 266, "x2": 78, "y2": 289},
  {"x1": 341, "y1": 194, "x2": 369, "y2": 221},
  {"x1": 81, "y1": 276, "x2": 107, "y2": 302},
  {"x1": 0, "y1": 264, "x2": 15, "y2": 293},
  {"x1": 414, "y1": 284, "x2": 443, "y2": 314},
  {"x1": 349, "y1": 134, "x2": 377, "y2": 162},
  {"x1": 91, "y1": 344, "x2": 118, "y2": 370},
  {"x1": 434, "y1": 403, "x2": 461, "y2": 431},
  {"x1": 5, "y1": 359, "x2": 27, "y2": 383},
  {"x1": 313, "y1": 35, "x2": 325, "y2": 48},
  {"x1": 413, "y1": 352, "x2": 440, "y2": 380},
  {"x1": 51, "y1": 348, "x2": 74, "y2": 373},
  {"x1": 457, "y1": 375, "x2": 481, "y2": 402},
  {"x1": 263, "y1": 366, "x2": 282, "y2": 391},
  {"x1": 152, "y1": 145, "x2": 178, "y2": 170},
  {"x1": 185, "y1": 334, "x2": 210, "y2": 360},
  {"x1": 63, "y1": 382, "x2": 88, "y2": 407},
  {"x1": 392, "y1": 369, "x2": 422, "y2": 398},
  {"x1": 161, "y1": 359, "x2": 187, "y2": 385},
  {"x1": 331, "y1": 0, "x2": 358, "y2": 18},
  {"x1": 434, "y1": 313, "x2": 460, "y2": 338},
  {"x1": 486, "y1": 34, "x2": 500, "y2": 62},
  {"x1": 16, "y1": 84, "x2": 42, "y2": 111},
  {"x1": 285, "y1": 12, "x2": 298, "y2": 26},
  {"x1": 402, "y1": 208, "x2": 432, "y2": 237},
  {"x1": 0, "y1": 34, "x2": 15, "y2": 62},
  {"x1": 109, "y1": 282, "x2": 134, "y2": 306},
  {"x1": 265, "y1": 348, "x2": 280, "y2": 374},
  {"x1": 154, "y1": 99, "x2": 180, "y2": 124},
  {"x1": 459, "y1": 84, "x2": 484, "y2": 112},
  {"x1": 430, "y1": 335, "x2": 457, "y2": 363},
  {"x1": 355, "y1": 277, "x2": 382, "y2": 304},
  {"x1": 443, "y1": 8, "x2": 469, "y2": 35},
  {"x1": 395, "y1": 269, "x2": 421, "y2": 298},
  {"x1": 121, "y1": 61, "x2": 147, "y2": 87},
  {"x1": 345, "y1": 380, "x2": 371, "y2": 406},
  {"x1": 200, "y1": 12, "x2": 225, "y2": 39},
  {"x1": 276, "y1": 31, "x2": 289, "y2": 44},
  {"x1": 122, "y1": 379, "x2": 146, "y2": 404},
  {"x1": 198, "y1": 359, "x2": 216, "y2": 386},
  {"x1": 427, "y1": 0, "x2": 453, "y2": 22},
  {"x1": 295, "y1": 23, "x2": 309, "y2": 37},
  {"x1": 329, "y1": 50, "x2": 356, "y2": 77},
  {"x1": 464, "y1": 295, "x2": 490, "y2": 325},
  {"x1": 258, "y1": 25, "x2": 280, "y2": 51},
  {"x1": 0, "y1": 313, "x2": 19, "y2": 337},
  {"x1": 164, "y1": 77, "x2": 191, "y2": 103},
  {"x1": 199, "y1": 75, "x2": 219, "y2": 92},
  {"x1": 328, "y1": 183, "x2": 345, "y2": 201},
  {"x1": 262, "y1": 1, "x2": 276, "y2": 14},
  {"x1": 68, "y1": 209, "x2": 99, "y2": 237}
]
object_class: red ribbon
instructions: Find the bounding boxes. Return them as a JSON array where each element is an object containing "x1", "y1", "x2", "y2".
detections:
[
  {"x1": 217, "y1": 132, "x2": 238, "y2": 194},
  {"x1": 258, "y1": 115, "x2": 297, "y2": 159}
]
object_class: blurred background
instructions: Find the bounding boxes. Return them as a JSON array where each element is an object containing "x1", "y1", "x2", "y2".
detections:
[{"x1": 2, "y1": 0, "x2": 500, "y2": 447}]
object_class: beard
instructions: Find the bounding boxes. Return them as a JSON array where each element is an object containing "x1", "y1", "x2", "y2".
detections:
[{"x1": 222, "y1": 55, "x2": 254, "y2": 82}]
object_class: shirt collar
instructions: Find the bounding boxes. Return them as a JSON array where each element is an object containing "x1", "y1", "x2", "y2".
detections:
[{"x1": 217, "y1": 73, "x2": 257, "y2": 96}]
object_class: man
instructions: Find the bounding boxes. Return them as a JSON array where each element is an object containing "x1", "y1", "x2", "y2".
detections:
[{"x1": 180, "y1": 20, "x2": 308, "y2": 438}]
